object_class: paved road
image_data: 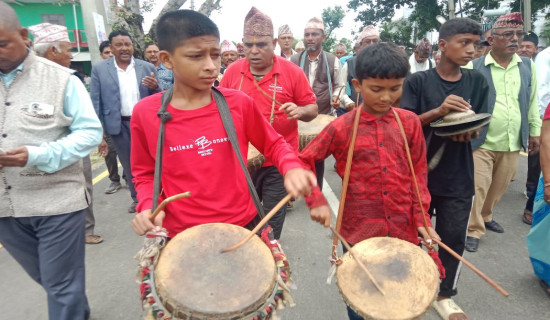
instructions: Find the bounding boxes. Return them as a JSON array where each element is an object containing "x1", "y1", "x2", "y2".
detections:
[{"x1": 1, "y1": 155, "x2": 549, "y2": 320}]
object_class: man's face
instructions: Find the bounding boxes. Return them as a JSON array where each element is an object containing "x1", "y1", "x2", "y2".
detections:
[
  {"x1": 100, "y1": 47, "x2": 113, "y2": 59},
  {"x1": 518, "y1": 40, "x2": 537, "y2": 59},
  {"x1": 0, "y1": 26, "x2": 29, "y2": 73},
  {"x1": 243, "y1": 35, "x2": 276, "y2": 74},
  {"x1": 488, "y1": 27, "x2": 523, "y2": 56},
  {"x1": 144, "y1": 44, "x2": 159, "y2": 65},
  {"x1": 50, "y1": 41, "x2": 73, "y2": 68},
  {"x1": 335, "y1": 48, "x2": 346, "y2": 59},
  {"x1": 304, "y1": 28, "x2": 325, "y2": 53},
  {"x1": 414, "y1": 50, "x2": 430, "y2": 63},
  {"x1": 110, "y1": 35, "x2": 134, "y2": 64},
  {"x1": 359, "y1": 36, "x2": 380, "y2": 51},
  {"x1": 221, "y1": 50, "x2": 238, "y2": 67},
  {"x1": 440, "y1": 33, "x2": 479, "y2": 66},
  {"x1": 278, "y1": 33, "x2": 294, "y2": 51}
]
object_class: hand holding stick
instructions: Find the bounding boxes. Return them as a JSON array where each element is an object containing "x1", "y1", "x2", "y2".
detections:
[
  {"x1": 221, "y1": 194, "x2": 292, "y2": 253},
  {"x1": 149, "y1": 192, "x2": 191, "y2": 222},
  {"x1": 330, "y1": 227, "x2": 386, "y2": 296}
]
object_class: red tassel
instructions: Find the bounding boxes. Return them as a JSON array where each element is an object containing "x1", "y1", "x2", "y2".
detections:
[{"x1": 428, "y1": 250, "x2": 446, "y2": 279}]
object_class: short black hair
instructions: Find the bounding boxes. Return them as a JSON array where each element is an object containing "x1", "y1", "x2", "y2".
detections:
[
  {"x1": 108, "y1": 30, "x2": 132, "y2": 43},
  {"x1": 355, "y1": 42, "x2": 409, "y2": 81},
  {"x1": 156, "y1": 10, "x2": 220, "y2": 53},
  {"x1": 144, "y1": 42, "x2": 158, "y2": 51},
  {"x1": 439, "y1": 18, "x2": 482, "y2": 41},
  {"x1": 99, "y1": 40, "x2": 110, "y2": 54}
]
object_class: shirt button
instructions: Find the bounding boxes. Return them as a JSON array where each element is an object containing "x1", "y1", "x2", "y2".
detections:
[
  {"x1": 378, "y1": 120, "x2": 381, "y2": 123},
  {"x1": 379, "y1": 143, "x2": 383, "y2": 147},
  {"x1": 383, "y1": 191, "x2": 388, "y2": 195},
  {"x1": 383, "y1": 167, "x2": 387, "y2": 171},
  {"x1": 2, "y1": 134, "x2": 6, "y2": 138},
  {"x1": 5, "y1": 102, "x2": 10, "y2": 106},
  {"x1": 387, "y1": 216, "x2": 391, "y2": 219},
  {"x1": 6, "y1": 186, "x2": 11, "y2": 190}
]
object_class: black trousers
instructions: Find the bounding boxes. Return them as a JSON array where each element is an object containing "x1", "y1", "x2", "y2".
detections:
[
  {"x1": 250, "y1": 166, "x2": 287, "y2": 239},
  {"x1": 525, "y1": 152, "x2": 541, "y2": 212},
  {"x1": 315, "y1": 160, "x2": 325, "y2": 191},
  {"x1": 104, "y1": 135, "x2": 120, "y2": 183},
  {"x1": 429, "y1": 195, "x2": 473, "y2": 297}
]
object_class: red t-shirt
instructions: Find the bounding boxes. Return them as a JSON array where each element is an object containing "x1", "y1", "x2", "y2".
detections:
[
  {"x1": 544, "y1": 102, "x2": 550, "y2": 120},
  {"x1": 131, "y1": 88, "x2": 302, "y2": 237},
  {"x1": 301, "y1": 107, "x2": 432, "y2": 245},
  {"x1": 219, "y1": 55, "x2": 316, "y2": 166}
]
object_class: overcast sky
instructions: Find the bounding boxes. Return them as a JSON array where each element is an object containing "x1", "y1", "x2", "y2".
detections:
[{"x1": 143, "y1": 0, "x2": 407, "y2": 44}]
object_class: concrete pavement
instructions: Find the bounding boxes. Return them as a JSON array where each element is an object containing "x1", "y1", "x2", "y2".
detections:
[{"x1": 1, "y1": 155, "x2": 549, "y2": 319}]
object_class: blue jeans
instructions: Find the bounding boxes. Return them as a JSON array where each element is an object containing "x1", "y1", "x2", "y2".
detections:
[{"x1": 0, "y1": 210, "x2": 90, "y2": 320}]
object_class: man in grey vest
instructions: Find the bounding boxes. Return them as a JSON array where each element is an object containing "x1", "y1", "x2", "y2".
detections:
[
  {"x1": 0, "y1": 4, "x2": 103, "y2": 319},
  {"x1": 291, "y1": 16, "x2": 345, "y2": 190},
  {"x1": 29, "y1": 23, "x2": 103, "y2": 245},
  {"x1": 465, "y1": 12, "x2": 541, "y2": 252}
]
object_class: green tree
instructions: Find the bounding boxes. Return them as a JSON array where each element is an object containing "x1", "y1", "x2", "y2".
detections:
[
  {"x1": 322, "y1": 5, "x2": 345, "y2": 52},
  {"x1": 380, "y1": 18, "x2": 414, "y2": 48}
]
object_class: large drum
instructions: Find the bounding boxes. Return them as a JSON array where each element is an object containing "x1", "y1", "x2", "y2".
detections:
[
  {"x1": 247, "y1": 144, "x2": 265, "y2": 172},
  {"x1": 137, "y1": 223, "x2": 291, "y2": 320},
  {"x1": 336, "y1": 237, "x2": 440, "y2": 320},
  {"x1": 298, "y1": 114, "x2": 335, "y2": 151}
]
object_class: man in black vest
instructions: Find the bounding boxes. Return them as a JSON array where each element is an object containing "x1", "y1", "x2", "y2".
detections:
[{"x1": 290, "y1": 16, "x2": 345, "y2": 190}]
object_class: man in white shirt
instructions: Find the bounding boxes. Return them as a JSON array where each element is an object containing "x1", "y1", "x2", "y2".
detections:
[
  {"x1": 409, "y1": 38, "x2": 435, "y2": 73},
  {"x1": 90, "y1": 30, "x2": 160, "y2": 213}
]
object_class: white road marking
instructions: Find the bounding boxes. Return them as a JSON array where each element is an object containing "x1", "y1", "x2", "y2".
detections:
[{"x1": 321, "y1": 178, "x2": 340, "y2": 218}]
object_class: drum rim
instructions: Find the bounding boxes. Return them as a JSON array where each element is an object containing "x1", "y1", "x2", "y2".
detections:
[{"x1": 153, "y1": 223, "x2": 280, "y2": 319}]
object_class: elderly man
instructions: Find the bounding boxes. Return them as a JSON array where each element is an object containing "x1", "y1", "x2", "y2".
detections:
[
  {"x1": 29, "y1": 23, "x2": 103, "y2": 245},
  {"x1": 337, "y1": 25, "x2": 380, "y2": 116},
  {"x1": 466, "y1": 12, "x2": 541, "y2": 252},
  {"x1": 220, "y1": 39, "x2": 238, "y2": 71},
  {"x1": 90, "y1": 30, "x2": 160, "y2": 213},
  {"x1": 220, "y1": 7, "x2": 318, "y2": 239},
  {"x1": 144, "y1": 42, "x2": 173, "y2": 90},
  {"x1": 0, "y1": 4, "x2": 103, "y2": 319},
  {"x1": 410, "y1": 38, "x2": 434, "y2": 73},
  {"x1": 519, "y1": 31, "x2": 539, "y2": 60},
  {"x1": 335, "y1": 43, "x2": 347, "y2": 59},
  {"x1": 278, "y1": 24, "x2": 295, "y2": 59}
]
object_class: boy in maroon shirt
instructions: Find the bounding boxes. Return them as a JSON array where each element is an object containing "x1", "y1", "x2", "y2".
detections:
[
  {"x1": 131, "y1": 10, "x2": 330, "y2": 236},
  {"x1": 300, "y1": 43, "x2": 439, "y2": 320}
]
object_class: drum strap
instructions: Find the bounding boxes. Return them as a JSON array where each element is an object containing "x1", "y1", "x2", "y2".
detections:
[{"x1": 152, "y1": 88, "x2": 265, "y2": 219}]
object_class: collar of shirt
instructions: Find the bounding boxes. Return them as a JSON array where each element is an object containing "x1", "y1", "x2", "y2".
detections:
[
  {"x1": 114, "y1": 57, "x2": 136, "y2": 72},
  {"x1": 359, "y1": 106, "x2": 396, "y2": 123},
  {"x1": 0, "y1": 62, "x2": 24, "y2": 87},
  {"x1": 484, "y1": 52, "x2": 521, "y2": 69},
  {"x1": 157, "y1": 63, "x2": 167, "y2": 71},
  {"x1": 307, "y1": 51, "x2": 321, "y2": 62}
]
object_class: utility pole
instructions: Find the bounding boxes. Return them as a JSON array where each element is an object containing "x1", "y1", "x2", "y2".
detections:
[
  {"x1": 524, "y1": 0, "x2": 531, "y2": 31},
  {"x1": 191, "y1": 0, "x2": 195, "y2": 10},
  {"x1": 449, "y1": 0, "x2": 455, "y2": 19}
]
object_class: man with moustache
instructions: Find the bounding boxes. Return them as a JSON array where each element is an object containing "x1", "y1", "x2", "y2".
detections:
[
  {"x1": 220, "y1": 40, "x2": 238, "y2": 70},
  {"x1": 466, "y1": 13, "x2": 541, "y2": 252},
  {"x1": 278, "y1": 24, "x2": 295, "y2": 60},
  {"x1": 90, "y1": 30, "x2": 160, "y2": 213},
  {"x1": 144, "y1": 42, "x2": 173, "y2": 90},
  {"x1": 518, "y1": 31, "x2": 539, "y2": 60}
]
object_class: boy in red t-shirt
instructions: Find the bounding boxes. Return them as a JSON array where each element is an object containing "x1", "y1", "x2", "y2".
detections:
[
  {"x1": 300, "y1": 43, "x2": 439, "y2": 320},
  {"x1": 131, "y1": 10, "x2": 331, "y2": 237}
]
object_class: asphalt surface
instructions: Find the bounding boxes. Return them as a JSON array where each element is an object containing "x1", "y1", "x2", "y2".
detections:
[{"x1": 1, "y1": 155, "x2": 549, "y2": 320}]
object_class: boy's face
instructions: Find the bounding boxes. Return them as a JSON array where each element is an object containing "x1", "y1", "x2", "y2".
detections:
[
  {"x1": 439, "y1": 33, "x2": 479, "y2": 66},
  {"x1": 159, "y1": 35, "x2": 221, "y2": 91},
  {"x1": 352, "y1": 77, "x2": 404, "y2": 118}
]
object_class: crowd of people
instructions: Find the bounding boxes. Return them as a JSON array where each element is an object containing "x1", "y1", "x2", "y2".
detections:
[{"x1": 0, "y1": 1, "x2": 549, "y2": 320}]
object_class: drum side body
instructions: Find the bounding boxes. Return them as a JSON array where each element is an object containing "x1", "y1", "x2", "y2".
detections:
[
  {"x1": 247, "y1": 144, "x2": 265, "y2": 172},
  {"x1": 155, "y1": 223, "x2": 277, "y2": 319},
  {"x1": 298, "y1": 114, "x2": 335, "y2": 151},
  {"x1": 336, "y1": 237, "x2": 440, "y2": 320}
]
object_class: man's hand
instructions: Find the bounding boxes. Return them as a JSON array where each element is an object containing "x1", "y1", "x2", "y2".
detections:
[
  {"x1": 0, "y1": 147, "x2": 29, "y2": 168},
  {"x1": 528, "y1": 136, "x2": 540, "y2": 155},
  {"x1": 309, "y1": 205, "x2": 331, "y2": 227},
  {"x1": 437, "y1": 94, "x2": 471, "y2": 117},
  {"x1": 132, "y1": 208, "x2": 165, "y2": 236},
  {"x1": 98, "y1": 139, "x2": 109, "y2": 157},
  {"x1": 417, "y1": 226, "x2": 441, "y2": 247},
  {"x1": 279, "y1": 102, "x2": 302, "y2": 120},
  {"x1": 283, "y1": 168, "x2": 317, "y2": 199},
  {"x1": 330, "y1": 96, "x2": 340, "y2": 108},
  {"x1": 449, "y1": 129, "x2": 480, "y2": 143},
  {"x1": 345, "y1": 102, "x2": 356, "y2": 111},
  {"x1": 142, "y1": 72, "x2": 159, "y2": 90}
]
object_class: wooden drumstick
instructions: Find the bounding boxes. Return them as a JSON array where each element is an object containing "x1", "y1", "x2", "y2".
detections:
[
  {"x1": 330, "y1": 227, "x2": 386, "y2": 296},
  {"x1": 221, "y1": 194, "x2": 292, "y2": 253},
  {"x1": 149, "y1": 192, "x2": 191, "y2": 222},
  {"x1": 252, "y1": 79, "x2": 283, "y2": 106},
  {"x1": 433, "y1": 239, "x2": 510, "y2": 297}
]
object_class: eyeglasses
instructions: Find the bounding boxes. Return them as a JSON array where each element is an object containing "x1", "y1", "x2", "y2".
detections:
[{"x1": 492, "y1": 31, "x2": 525, "y2": 40}]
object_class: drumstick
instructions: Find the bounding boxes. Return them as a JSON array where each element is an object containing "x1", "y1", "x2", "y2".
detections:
[
  {"x1": 433, "y1": 238, "x2": 510, "y2": 297},
  {"x1": 221, "y1": 194, "x2": 292, "y2": 253},
  {"x1": 149, "y1": 191, "x2": 191, "y2": 222},
  {"x1": 330, "y1": 227, "x2": 386, "y2": 296}
]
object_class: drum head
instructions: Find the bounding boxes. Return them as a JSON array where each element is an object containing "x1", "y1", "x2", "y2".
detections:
[
  {"x1": 298, "y1": 114, "x2": 335, "y2": 136},
  {"x1": 155, "y1": 223, "x2": 277, "y2": 319},
  {"x1": 336, "y1": 237, "x2": 439, "y2": 320}
]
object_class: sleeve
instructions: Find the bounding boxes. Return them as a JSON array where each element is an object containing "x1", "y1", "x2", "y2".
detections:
[
  {"x1": 400, "y1": 76, "x2": 421, "y2": 115},
  {"x1": 339, "y1": 62, "x2": 355, "y2": 107},
  {"x1": 90, "y1": 64, "x2": 102, "y2": 123},
  {"x1": 299, "y1": 120, "x2": 341, "y2": 209},
  {"x1": 25, "y1": 75, "x2": 103, "y2": 173},
  {"x1": 131, "y1": 101, "x2": 157, "y2": 212},
  {"x1": 528, "y1": 60, "x2": 542, "y2": 136},
  {"x1": 536, "y1": 51, "x2": 550, "y2": 117},
  {"x1": 405, "y1": 114, "x2": 432, "y2": 228},
  {"x1": 332, "y1": 58, "x2": 345, "y2": 99}
]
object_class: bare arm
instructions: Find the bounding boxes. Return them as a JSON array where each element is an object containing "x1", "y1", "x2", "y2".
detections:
[{"x1": 279, "y1": 102, "x2": 318, "y2": 122}]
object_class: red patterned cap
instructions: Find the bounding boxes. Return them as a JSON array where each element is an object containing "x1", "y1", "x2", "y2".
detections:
[
  {"x1": 492, "y1": 12, "x2": 523, "y2": 29},
  {"x1": 243, "y1": 7, "x2": 273, "y2": 37}
]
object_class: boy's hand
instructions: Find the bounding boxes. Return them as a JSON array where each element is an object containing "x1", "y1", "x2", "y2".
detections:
[
  {"x1": 449, "y1": 129, "x2": 480, "y2": 143},
  {"x1": 279, "y1": 102, "x2": 302, "y2": 120},
  {"x1": 283, "y1": 168, "x2": 317, "y2": 198},
  {"x1": 132, "y1": 209, "x2": 165, "y2": 236},
  {"x1": 417, "y1": 226, "x2": 440, "y2": 247},
  {"x1": 437, "y1": 95, "x2": 471, "y2": 116},
  {"x1": 310, "y1": 205, "x2": 331, "y2": 227}
]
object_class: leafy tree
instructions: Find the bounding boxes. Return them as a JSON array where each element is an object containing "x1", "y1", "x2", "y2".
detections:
[
  {"x1": 380, "y1": 18, "x2": 414, "y2": 48},
  {"x1": 322, "y1": 5, "x2": 345, "y2": 52}
]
